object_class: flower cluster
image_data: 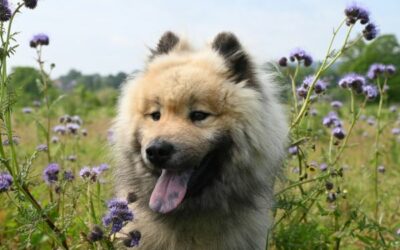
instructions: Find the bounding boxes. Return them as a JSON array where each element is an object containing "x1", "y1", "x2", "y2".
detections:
[
  {"x1": 330, "y1": 101, "x2": 343, "y2": 109},
  {"x1": 297, "y1": 75, "x2": 327, "y2": 98},
  {"x1": 344, "y1": 3, "x2": 378, "y2": 40},
  {"x1": 338, "y1": 73, "x2": 377, "y2": 100},
  {"x1": 279, "y1": 48, "x2": 313, "y2": 67},
  {"x1": 36, "y1": 144, "x2": 48, "y2": 152},
  {"x1": 79, "y1": 164, "x2": 109, "y2": 182},
  {"x1": 30, "y1": 34, "x2": 49, "y2": 48},
  {"x1": 102, "y1": 199, "x2": 134, "y2": 233},
  {"x1": 63, "y1": 170, "x2": 75, "y2": 182},
  {"x1": 23, "y1": 0, "x2": 38, "y2": 9},
  {"x1": 53, "y1": 114, "x2": 86, "y2": 136},
  {"x1": 0, "y1": 0, "x2": 11, "y2": 22},
  {"x1": 0, "y1": 172, "x2": 13, "y2": 192},
  {"x1": 322, "y1": 112, "x2": 346, "y2": 140},
  {"x1": 367, "y1": 63, "x2": 396, "y2": 79},
  {"x1": 22, "y1": 107, "x2": 33, "y2": 114},
  {"x1": 87, "y1": 225, "x2": 104, "y2": 242},
  {"x1": 43, "y1": 163, "x2": 60, "y2": 185},
  {"x1": 123, "y1": 230, "x2": 141, "y2": 247}
]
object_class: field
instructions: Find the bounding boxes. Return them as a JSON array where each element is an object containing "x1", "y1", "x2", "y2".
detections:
[{"x1": 1, "y1": 1, "x2": 400, "y2": 249}]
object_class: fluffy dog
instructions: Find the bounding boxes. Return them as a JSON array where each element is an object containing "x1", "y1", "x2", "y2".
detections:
[{"x1": 113, "y1": 31, "x2": 288, "y2": 249}]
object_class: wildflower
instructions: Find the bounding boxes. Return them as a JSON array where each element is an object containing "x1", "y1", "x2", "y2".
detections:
[
  {"x1": 67, "y1": 155, "x2": 77, "y2": 162},
  {"x1": 59, "y1": 114, "x2": 71, "y2": 124},
  {"x1": 292, "y1": 167, "x2": 299, "y2": 174},
  {"x1": 389, "y1": 105, "x2": 397, "y2": 113},
  {"x1": 288, "y1": 145, "x2": 298, "y2": 155},
  {"x1": 87, "y1": 225, "x2": 104, "y2": 242},
  {"x1": 325, "y1": 181, "x2": 334, "y2": 190},
  {"x1": 363, "y1": 22, "x2": 378, "y2": 41},
  {"x1": 344, "y1": 3, "x2": 370, "y2": 25},
  {"x1": 2, "y1": 137, "x2": 19, "y2": 146},
  {"x1": 331, "y1": 101, "x2": 343, "y2": 109},
  {"x1": 392, "y1": 128, "x2": 400, "y2": 135},
  {"x1": 377, "y1": 165, "x2": 385, "y2": 173},
  {"x1": 333, "y1": 127, "x2": 346, "y2": 140},
  {"x1": 338, "y1": 73, "x2": 365, "y2": 93},
  {"x1": 310, "y1": 108, "x2": 318, "y2": 117},
  {"x1": 123, "y1": 230, "x2": 141, "y2": 247},
  {"x1": 314, "y1": 80, "x2": 327, "y2": 94},
  {"x1": 322, "y1": 112, "x2": 342, "y2": 128},
  {"x1": 385, "y1": 64, "x2": 396, "y2": 76},
  {"x1": 51, "y1": 136, "x2": 59, "y2": 144},
  {"x1": 367, "y1": 116, "x2": 376, "y2": 126},
  {"x1": 289, "y1": 48, "x2": 313, "y2": 67},
  {"x1": 367, "y1": 63, "x2": 385, "y2": 79},
  {"x1": 53, "y1": 125, "x2": 67, "y2": 135},
  {"x1": 296, "y1": 86, "x2": 307, "y2": 98},
  {"x1": 327, "y1": 192, "x2": 337, "y2": 202},
  {"x1": 0, "y1": 0, "x2": 11, "y2": 22},
  {"x1": 23, "y1": 0, "x2": 38, "y2": 9},
  {"x1": 22, "y1": 107, "x2": 33, "y2": 114},
  {"x1": 0, "y1": 172, "x2": 13, "y2": 192},
  {"x1": 30, "y1": 34, "x2": 50, "y2": 48},
  {"x1": 63, "y1": 170, "x2": 75, "y2": 181},
  {"x1": 320, "y1": 163, "x2": 328, "y2": 171},
  {"x1": 36, "y1": 144, "x2": 48, "y2": 152},
  {"x1": 81, "y1": 129, "x2": 88, "y2": 137},
  {"x1": 363, "y1": 85, "x2": 378, "y2": 100},
  {"x1": 278, "y1": 57, "x2": 287, "y2": 67},
  {"x1": 102, "y1": 199, "x2": 134, "y2": 233},
  {"x1": 33, "y1": 100, "x2": 41, "y2": 107},
  {"x1": 79, "y1": 167, "x2": 91, "y2": 179},
  {"x1": 66, "y1": 123, "x2": 80, "y2": 134},
  {"x1": 43, "y1": 163, "x2": 60, "y2": 185},
  {"x1": 71, "y1": 115, "x2": 83, "y2": 125}
]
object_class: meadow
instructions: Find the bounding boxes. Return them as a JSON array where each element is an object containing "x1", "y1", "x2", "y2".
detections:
[{"x1": 1, "y1": 1, "x2": 400, "y2": 249}]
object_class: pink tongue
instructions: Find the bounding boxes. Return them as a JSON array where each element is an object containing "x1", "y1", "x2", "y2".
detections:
[{"x1": 149, "y1": 169, "x2": 193, "y2": 214}]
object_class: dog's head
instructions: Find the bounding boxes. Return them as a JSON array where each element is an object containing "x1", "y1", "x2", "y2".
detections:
[{"x1": 114, "y1": 31, "x2": 286, "y2": 214}]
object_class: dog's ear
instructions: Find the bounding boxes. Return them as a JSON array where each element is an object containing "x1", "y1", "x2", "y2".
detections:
[
  {"x1": 150, "y1": 31, "x2": 181, "y2": 59},
  {"x1": 212, "y1": 32, "x2": 256, "y2": 86}
]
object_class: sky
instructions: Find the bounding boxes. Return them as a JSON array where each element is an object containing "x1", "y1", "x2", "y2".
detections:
[{"x1": 7, "y1": 0, "x2": 400, "y2": 77}]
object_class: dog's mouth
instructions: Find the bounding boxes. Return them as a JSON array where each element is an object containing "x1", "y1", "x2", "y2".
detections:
[{"x1": 149, "y1": 167, "x2": 194, "y2": 214}]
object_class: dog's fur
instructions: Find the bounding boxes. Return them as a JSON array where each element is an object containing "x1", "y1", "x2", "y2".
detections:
[{"x1": 112, "y1": 31, "x2": 288, "y2": 249}]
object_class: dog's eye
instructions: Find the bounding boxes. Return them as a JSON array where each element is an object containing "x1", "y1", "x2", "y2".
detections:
[
  {"x1": 150, "y1": 111, "x2": 161, "y2": 121},
  {"x1": 190, "y1": 111, "x2": 210, "y2": 122}
]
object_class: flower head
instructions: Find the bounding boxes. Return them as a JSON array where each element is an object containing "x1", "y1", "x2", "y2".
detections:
[
  {"x1": 391, "y1": 128, "x2": 400, "y2": 135},
  {"x1": 278, "y1": 57, "x2": 288, "y2": 67},
  {"x1": 0, "y1": 172, "x2": 13, "y2": 192},
  {"x1": 103, "y1": 199, "x2": 134, "y2": 233},
  {"x1": 367, "y1": 63, "x2": 386, "y2": 79},
  {"x1": 123, "y1": 230, "x2": 141, "y2": 247},
  {"x1": 385, "y1": 64, "x2": 396, "y2": 76},
  {"x1": 0, "y1": 0, "x2": 11, "y2": 22},
  {"x1": 79, "y1": 167, "x2": 91, "y2": 179},
  {"x1": 36, "y1": 144, "x2": 48, "y2": 152},
  {"x1": 344, "y1": 3, "x2": 370, "y2": 25},
  {"x1": 59, "y1": 115, "x2": 72, "y2": 124},
  {"x1": 314, "y1": 79, "x2": 327, "y2": 94},
  {"x1": 87, "y1": 225, "x2": 104, "y2": 242},
  {"x1": 23, "y1": 0, "x2": 38, "y2": 9},
  {"x1": 289, "y1": 48, "x2": 313, "y2": 67},
  {"x1": 51, "y1": 136, "x2": 59, "y2": 144},
  {"x1": 320, "y1": 163, "x2": 328, "y2": 171},
  {"x1": 363, "y1": 85, "x2": 378, "y2": 100},
  {"x1": 331, "y1": 101, "x2": 343, "y2": 109},
  {"x1": 288, "y1": 145, "x2": 298, "y2": 155},
  {"x1": 332, "y1": 127, "x2": 346, "y2": 140},
  {"x1": 63, "y1": 170, "x2": 75, "y2": 181},
  {"x1": 296, "y1": 86, "x2": 308, "y2": 98},
  {"x1": 53, "y1": 125, "x2": 67, "y2": 135},
  {"x1": 22, "y1": 107, "x2": 33, "y2": 114},
  {"x1": 323, "y1": 112, "x2": 342, "y2": 128},
  {"x1": 67, "y1": 155, "x2": 77, "y2": 162},
  {"x1": 363, "y1": 22, "x2": 378, "y2": 41},
  {"x1": 66, "y1": 123, "x2": 80, "y2": 134},
  {"x1": 377, "y1": 165, "x2": 385, "y2": 173},
  {"x1": 338, "y1": 73, "x2": 365, "y2": 93},
  {"x1": 43, "y1": 163, "x2": 60, "y2": 185},
  {"x1": 30, "y1": 34, "x2": 49, "y2": 48}
]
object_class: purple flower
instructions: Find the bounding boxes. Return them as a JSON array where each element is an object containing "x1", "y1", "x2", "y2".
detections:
[
  {"x1": 102, "y1": 199, "x2": 134, "y2": 233},
  {"x1": 363, "y1": 85, "x2": 378, "y2": 100},
  {"x1": 289, "y1": 48, "x2": 313, "y2": 67},
  {"x1": 363, "y1": 22, "x2": 378, "y2": 41},
  {"x1": 338, "y1": 73, "x2": 365, "y2": 93},
  {"x1": 392, "y1": 128, "x2": 400, "y2": 135},
  {"x1": 344, "y1": 3, "x2": 370, "y2": 25},
  {"x1": 33, "y1": 100, "x2": 41, "y2": 107},
  {"x1": 278, "y1": 57, "x2": 288, "y2": 67},
  {"x1": 310, "y1": 108, "x2": 318, "y2": 117},
  {"x1": 23, "y1": 0, "x2": 38, "y2": 9},
  {"x1": 123, "y1": 230, "x2": 141, "y2": 247},
  {"x1": 22, "y1": 107, "x2": 33, "y2": 114},
  {"x1": 63, "y1": 170, "x2": 75, "y2": 181},
  {"x1": 51, "y1": 136, "x2": 59, "y2": 144},
  {"x1": 297, "y1": 86, "x2": 308, "y2": 98},
  {"x1": 320, "y1": 163, "x2": 328, "y2": 171},
  {"x1": 0, "y1": 0, "x2": 11, "y2": 22},
  {"x1": 87, "y1": 225, "x2": 104, "y2": 242},
  {"x1": 288, "y1": 146, "x2": 298, "y2": 155},
  {"x1": 389, "y1": 105, "x2": 397, "y2": 113},
  {"x1": 30, "y1": 34, "x2": 50, "y2": 48},
  {"x1": 314, "y1": 80, "x2": 327, "y2": 94},
  {"x1": 53, "y1": 125, "x2": 67, "y2": 135},
  {"x1": 302, "y1": 75, "x2": 313, "y2": 88},
  {"x1": 43, "y1": 163, "x2": 60, "y2": 185},
  {"x1": 385, "y1": 64, "x2": 396, "y2": 76},
  {"x1": 323, "y1": 112, "x2": 342, "y2": 128},
  {"x1": 332, "y1": 127, "x2": 346, "y2": 140},
  {"x1": 377, "y1": 165, "x2": 385, "y2": 173},
  {"x1": 67, "y1": 155, "x2": 77, "y2": 162},
  {"x1": 79, "y1": 167, "x2": 91, "y2": 179},
  {"x1": 66, "y1": 123, "x2": 80, "y2": 134},
  {"x1": 0, "y1": 172, "x2": 13, "y2": 192},
  {"x1": 36, "y1": 144, "x2": 48, "y2": 152},
  {"x1": 71, "y1": 115, "x2": 83, "y2": 125},
  {"x1": 367, "y1": 116, "x2": 376, "y2": 126},
  {"x1": 2, "y1": 137, "x2": 19, "y2": 146},
  {"x1": 81, "y1": 129, "x2": 88, "y2": 137},
  {"x1": 59, "y1": 115, "x2": 71, "y2": 124},
  {"x1": 331, "y1": 101, "x2": 343, "y2": 109},
  {"x1": 367, "y1": 63, "x2": 386, "y2": 79}
]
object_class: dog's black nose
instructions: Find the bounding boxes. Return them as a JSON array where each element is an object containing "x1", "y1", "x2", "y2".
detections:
[{"x1": 146, "y1": 140, "x2": 174, "y2": 166}]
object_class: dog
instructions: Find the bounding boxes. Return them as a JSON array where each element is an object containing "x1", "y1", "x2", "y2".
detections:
[{"x1": 112, "y1": 31, "x2": 288, "y2": 249}]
